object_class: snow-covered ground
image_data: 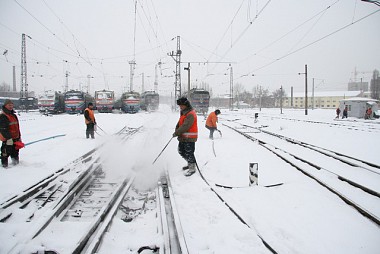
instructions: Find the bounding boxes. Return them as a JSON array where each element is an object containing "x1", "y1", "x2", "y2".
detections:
[{"x1": 0, "y1": 105, "x2": 379, "y2": 254}]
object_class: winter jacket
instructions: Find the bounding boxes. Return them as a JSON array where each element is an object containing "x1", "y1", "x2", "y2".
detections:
[
  {"x1": 0, "y1": 106, "x2": 21, "y2": 141},
  {"x1": 206, "y1": 111, "x2": 218, "y2": 128},
  {"x1": 84, "y1": 108, "x2": 96, "y2": 125},
  {"x1": 174, "y1": 106, "x2": 198, "y2": 142}
]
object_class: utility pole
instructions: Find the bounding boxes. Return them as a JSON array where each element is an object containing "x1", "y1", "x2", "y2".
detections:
[
  {"x1": 20, "y1": 33, "x2": 29, "y2": 110},
  {"x1": 87, "y1": 75, "x2": 91, "y2": 94},
  {"x1": 280, "y1": 85, "x2": 283, "y2": 114},
  {"x1": 229, "y1": 64, "x2": 233, "y2": 110},
  {"x1": 65, "y1": 71, "x2": 69, "y2": 92},
  {"x1": 168, "y1": 36, "x2": 182, "y2": 101},
  {"x1": 259, "y1": 85, "x2": 262, "y2": 111},
  {"x1": 12, "y1": 66, "x2": 16, "y2": 92},
  {"x1": 298, "y1": 64, "x2": 308, "y2": 115},
  {"x1": 129, "y1": 0, "x2": 137, "y2": 92},
  {"x1": 291, "y1": 86, "x2": 293, "y2": 108},
  {"x1": 305, "y1": 64, "x2": 308, "y2": 115},
  {"x1": 141, "y1": 72, "x2": 144, "y2": 93},
  {"x1": 312, "y1": 78, "x2": 315, "y2": 110},
  {"x1": 129, "y1": 60, "x2": 136, "y2": 91},
  {"x1": 154, "y1": 62, "x2": 161, "y2": 93},
  {"x1": 184, "y1": 62, "x2": 190, "y2": 93}
]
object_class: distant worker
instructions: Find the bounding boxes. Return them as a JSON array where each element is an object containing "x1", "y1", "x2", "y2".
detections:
[
  {"x1": 205, "y1": 109, "x2": 221, "y2": 140},
  {"x1": 84, "y1": 102, "x2": 96, "y2": 139},
  {"x1": 365, "y1": 107, "x2": 372, "y2": 120},
  {"x1": 173, "y1": 97, "x2": 198, "y2": 177},
  {"x1": 336, "y1": 107, "x2": 341, "y2": 119},
  {"x1": 0, "y1": 99, "x2": 24, "y2": 167},
  {"x1": 342, "y1": 105, "x2": 348, "y2": 119}
]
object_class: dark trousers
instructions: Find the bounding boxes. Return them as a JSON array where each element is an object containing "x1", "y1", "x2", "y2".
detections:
[
  {"x1": 86, "y1": 123, "x2": 95, "y2": 139},
  {"x1": 1, "y1": 142, "x2": 19, "y2": 167},
  {"x1": 205, "y1": 125, "x2": 217, "y2": 138},
  {"x1": 178, "y1": 142, "x2": 196, "y2": 164}
]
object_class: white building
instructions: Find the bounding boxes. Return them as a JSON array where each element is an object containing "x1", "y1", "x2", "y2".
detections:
[{"x1": 284, "y1": 91, "x2": 363, "y2": 109}]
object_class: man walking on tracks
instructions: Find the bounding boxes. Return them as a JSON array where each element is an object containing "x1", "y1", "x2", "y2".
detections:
[
  {"x1": 84, "y1": 102, "x2": 96, "y2": 139},
  {"x1": 173, "y1": 97, "x2": 198, "y2": 177},
  {"x1": 205, "y1": 109, "x2": 221, "y2": 140},
  {"x1": 0, "y1": 99, "x2": 23, "y2": 167}
]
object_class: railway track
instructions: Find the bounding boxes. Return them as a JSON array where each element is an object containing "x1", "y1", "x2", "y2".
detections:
[
  {"x1": 0, "y1": 125, "x2": 188, "y2": 254},
  {"x1": 223, "y1": 122, "x2": 380, "y2": 226},
  {"x1": 255, "y1": 114, "x2": 380, "y2": 133}
]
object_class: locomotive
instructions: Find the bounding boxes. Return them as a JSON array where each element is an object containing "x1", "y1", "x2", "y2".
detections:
[
  {"x1": 140, "y1": 91, "x2": 159, "y2": 111},
  {"x1": 38, "y1": 90, "x2": 65, "y2": 114},
  {"x1": 64, "y1": 90, "x2": 94, "y2": 114},
  {"x1": 183, "y1": 88, "x2": 210, "y2": 115},
  {"x1": 94, "y1": 89, "x2": 114, "y2": 113},
  {"x1": 121, "y1": 91, "x2": 140, "y2": 113}
]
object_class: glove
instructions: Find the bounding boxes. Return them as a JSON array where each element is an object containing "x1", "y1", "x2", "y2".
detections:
[
  {"x1": 172, "y1": 132, "x2": 177, "y2": 137},
  {"x1": 6, "y1": 139, "x2": 13, "y2": 145}
]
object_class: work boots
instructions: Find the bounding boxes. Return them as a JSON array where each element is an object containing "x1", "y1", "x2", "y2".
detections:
[
  {"x1": 12, "y1": 157, "x2": 19, "y2": 165},
  {"x1": 185, "y1": 163, "x2": 196, "y2": 177}
]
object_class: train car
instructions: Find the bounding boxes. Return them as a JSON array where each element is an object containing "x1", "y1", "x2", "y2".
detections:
[
  {"x1": 121, "y1": 91, "x2": 140, "y2": 113},
  {"x1": 64, "y1": 90, "x2": 94, "y2": 114},
  {"x1": 183, "y1": 88, "x2": 210, "y2": 115},
  {"x1": 0, "y1": 97, "x2": 20, "y2": 109},
  {"x1": 38, "y1": 90, "x2": 65, "y2": 114},
  {"x1": 140, "y1": 91, "x2": 159, "y2": 111},
  {"x1": 94, "y1": 89, "x2": 114, "y2": 113},
  {"x1": 19, "y1": 97, "x2": 38, "y2": 110}
]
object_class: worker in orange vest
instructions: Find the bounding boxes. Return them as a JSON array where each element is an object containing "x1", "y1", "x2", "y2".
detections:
[
  {"x1": 0, "y1": 99, "x2": 22, "y2": 168},
  {"x1": 84, "y1": 102, "x2": 96, "y2": 139},
  {"x1": 173, "y1": 97, "x2": 198, "y2": 176},
  {"x1": 205, "y1": 109, "x2": 221, "y2": 140}
]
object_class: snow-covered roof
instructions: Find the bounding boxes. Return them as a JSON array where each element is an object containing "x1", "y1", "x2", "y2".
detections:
[
  {"x1": 340, "y1": 97, "x2": 379, "y2": 102},
  {"x1": 291, "y1": 91, "x2": 362, "y2": 98}
]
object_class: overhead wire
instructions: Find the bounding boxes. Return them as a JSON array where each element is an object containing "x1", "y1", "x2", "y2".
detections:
[
  {"x1": 285, "y1": 7, "x2": 328, "y2": 55},
  {"x1": 202, "y1": 0, "x2": 272, "y2": 83},
  {"x1": 237, "y1": 8, "x2": 380, "y2": 80},
  {"x1": 13, "y1": 0, "x2": 90, "y2": 65},
  {"x1": 207, "y1": 0, "x2": 245, "y2": 62},
  {"x1": 41, "y1": 0, "x2": 92, "y2": 65},
  {"x1": 239, "y1": 0, "x2": 341, "y2": 64},
  {"x1": 12, "y1": 0, "x2": 118, "y2": 85}
]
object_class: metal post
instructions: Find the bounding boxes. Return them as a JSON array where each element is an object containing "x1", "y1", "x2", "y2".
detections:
[
  {"x1": 65, "y1": 71, "x2": 69, "y2": 92},
  {"x1": 87, "y1": 75, "x2": 91, "y2": 94},
  {"x1": 305, "y1": 64, "x2": 308, "y2": 115},
  {"x1": 168, "y1": 36, "x2": 182, "y2": 103},
  {"x1": 312, "y1": 78, "x2": 315, "y2": 110},
  {"x1": 280, "y1": 85, "x2": 283, "y2": 114},
  {"x1": 298, "y1": 65, "x2": 308, "y2": 115},
  {"x1": 229, "y1": 64, "x2": 233, "y2": 110},
  {"x1": 184, "y1": 62, "x2": 190, "y2": 93},
  {"x1": 12, "y1": 66, "x2": 16, "y2": 92},
  {"x1": 20, "y1": 34, "x2": 28, "y2": 100},
  {"x1": 259, "y1": 85, "x2": 262, "y2": 111},
  {"x1": 142, "y1": 72, "x2": 144, "y2": 93},
  {"x1": 291, "y1": 86, "x2": 293, "y2": 108}
]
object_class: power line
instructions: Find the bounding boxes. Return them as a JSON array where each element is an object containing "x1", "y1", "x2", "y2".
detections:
[
  {"x1": 207, "y1": 0, "x2": 246, "y2": 62},
  {"x1": 238, "y1": 8, "x2": 380, "y2": 79},
  {"x1": 13, "y1": 0, "x2": 93, "y2": 67},
  {"x1": 239, "y1": 0, "x2": 341, "y2": 64}
]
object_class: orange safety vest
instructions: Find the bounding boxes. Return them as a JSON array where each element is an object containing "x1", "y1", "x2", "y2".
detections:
[
  {"x1": 206, "y1": 111, "x2": 218, "y2": 128},
  {"x1": 0, "y1": 112, "x2": 20, "y2": 141},
  {"x1": 84, "y1": 108, "x2": 95, "y2": 124},
  {"x1": 179, "y1": 110, "x2": 198, "y2": 139}
]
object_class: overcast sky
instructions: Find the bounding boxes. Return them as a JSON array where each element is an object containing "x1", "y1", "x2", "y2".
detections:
[{"x1": 0, "y1": 0, "x2": 379, "y2": 97}]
